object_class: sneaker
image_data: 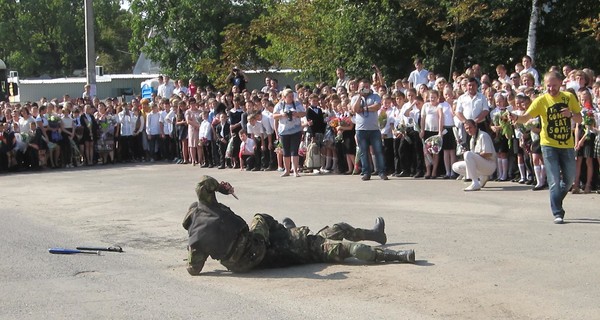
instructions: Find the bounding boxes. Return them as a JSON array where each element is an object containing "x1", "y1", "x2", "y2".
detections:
[
  {"x1": 553, "y1": 216, "x2": 564, "y2": 224},
  {"x1": 464, "y1": 183, "x2": 481, "y2": 191},
  {"x1": 479, "y1": 175, "x2": 489, "y2": 188},
  {"x1": 277, "y1": 167, "x2": 285, "y2": 172},
  {"x1": 361, "y1": 174, "x2": 371, "y2": 181},
  {"x1": 379, "y1": 174, "x2": 389, "y2": 181}
]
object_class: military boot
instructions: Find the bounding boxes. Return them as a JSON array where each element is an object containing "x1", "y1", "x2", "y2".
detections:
[
  {"x1": 187, "y1": 247, "x2": 206, "y2": 276},
  {"x1": 375, "y1": 248, "x2": 415, "y2": 263},
  {"x1": 282, "y1": 217, "x2": 297, "y2": 229},
  {"x1": 359, "y1": 217, "x2": 387, "y2": 245}
]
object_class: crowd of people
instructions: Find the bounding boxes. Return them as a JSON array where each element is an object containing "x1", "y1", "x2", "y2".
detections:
[{"x1": 1, "y1": 58, "x2": 600, "y2": 199}]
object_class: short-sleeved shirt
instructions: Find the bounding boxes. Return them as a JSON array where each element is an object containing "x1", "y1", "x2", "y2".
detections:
[
  {"x1": 273, "y1": 101, "x2": 305, "y2": 135},
  {"x1": 351, "y1": 93, "x2": 381, "y2": 131},
  {"x1": 408, "y1": 69, "x2": 429, "y2": 88},
  {"x1": 526, "y1": 91, "x2": 581, "y2": 148},
  {"x1": 456, "y1": 92, "x2": 489, "y2": 121},
  {"x1": 470, "y1": 130, "x2": 497, "y2": 162}
]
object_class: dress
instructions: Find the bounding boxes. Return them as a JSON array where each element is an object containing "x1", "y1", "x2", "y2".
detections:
[{"x1": 186, "y1": 109, "x2": 200, "y2": 147}]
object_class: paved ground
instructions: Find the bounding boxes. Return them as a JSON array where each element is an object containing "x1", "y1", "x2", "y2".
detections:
[{"x1": 1, "y1": 163, "x2": 599, "y2": 319}]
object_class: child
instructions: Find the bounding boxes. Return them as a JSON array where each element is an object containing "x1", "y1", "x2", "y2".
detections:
[
  {"x1": 198, "y1": 110, "x2": 213, "y2": 167},
  {"x1": 246, "y1": 111, "x2": 265, "y2": 171},
  {"x1": 239, "y1": 130, "x2": 256, "y2": 171}
]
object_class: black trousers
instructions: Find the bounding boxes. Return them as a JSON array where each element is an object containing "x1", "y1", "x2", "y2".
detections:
[
  {"x1": 119, "y1": 135, "x2": 132, "y2": 161},
  {"x1": 382, "y1": 137, "x2": 394, "y2": 174}
]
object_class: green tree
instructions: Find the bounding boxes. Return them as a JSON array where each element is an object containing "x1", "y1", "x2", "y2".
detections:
[
  {"x1": 129, "y1": 0, "x2": 266, "y2": 83},
  {"x1": 0, "y1": 0, "x2": 133, "y2": 77}
]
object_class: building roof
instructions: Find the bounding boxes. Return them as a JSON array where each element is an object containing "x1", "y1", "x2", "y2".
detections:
[{"x1": 18, "y1": 74, "x2": 160, "y2": 84}]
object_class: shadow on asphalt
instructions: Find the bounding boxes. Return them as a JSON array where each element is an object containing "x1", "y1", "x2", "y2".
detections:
[
  {"x1": 565, "y1": 218, "x2": 600, "y2": 224},
  {"x1": 200, "y1": 258, "x2": 434, "y2": 279}
]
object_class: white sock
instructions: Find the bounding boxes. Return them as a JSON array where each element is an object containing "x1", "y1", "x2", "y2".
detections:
[
  {"x1": 496, "y1": 158, "x2": 503, "y2": 180},
  {"x1": 518, "y1": 164, "x2": 526, "y2": 181},
  {"x1": 501, "y1": 159, "x2": 509, "y2": 180},
  {"x1": 534, "y1": 165, "x2": 542, "y2": 187},
  {"x1": 540, "y1": 165, "x2": 546, "y2": 185}
]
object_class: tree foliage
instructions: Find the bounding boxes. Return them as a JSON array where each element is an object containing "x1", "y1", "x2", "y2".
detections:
[
  {"x1": 2, "y1": 0, "x2": 598, "y2": 84},
  {"x1": 0, "y1": 0, "x2": 134, "y2": 77},
  {"x1": 129, "y1": 0, "x2": 266, "y2": 83}
]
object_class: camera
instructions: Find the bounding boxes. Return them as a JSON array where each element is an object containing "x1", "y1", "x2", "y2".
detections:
[{"x1": 285, "y1": 110, "x2": 294, "y2": 121}]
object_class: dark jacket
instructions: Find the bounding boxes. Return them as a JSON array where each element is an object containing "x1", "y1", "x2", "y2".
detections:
[{"x1": 182, "y1": 201, "x2": 248, "y2": 260}]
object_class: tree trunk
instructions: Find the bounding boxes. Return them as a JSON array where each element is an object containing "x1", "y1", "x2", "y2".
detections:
[
  {"x1": 526, "y1": 0, "x2": 541, "y2": 60},
  {"x1": 448, "y1": 16, "x2": 459, "y2": 80}
]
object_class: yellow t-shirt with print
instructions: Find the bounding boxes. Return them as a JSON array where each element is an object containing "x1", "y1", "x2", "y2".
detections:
[{"x1": 525, "y1": 91, "x2": 581, "y2": 148}]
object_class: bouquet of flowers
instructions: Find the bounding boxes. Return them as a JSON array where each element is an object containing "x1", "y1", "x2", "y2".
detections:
[
  {"x1": 328, "y1": 117, "x2": 340, "y2": 129},
  {"x1": 497, "y1": 111, "x2": 515, "y2": 148},
  {"x1": 583, "y1": 109, "x2": 596, "y2": 140},
  {"x1": 48, "y1": 115, "x2": 62, "y2": 129},
  {"x1": 378, "y1": 111, "x2": 388, "y2": 129},
  {"x1": 424, "y1": 134, "x2": 442, "y2": 155},
  {"x1": 274, "y1": 139, "x2": 283, "y2": 155},
  {"x1": 583, "y1": 109, "x2": 595, "y2": 126},
  {"x1": 395, "y1": 122, "x2": 413, "y2": 144},
  {"x1": 335, "y1": 117, "x2": 353, "y2": 142},
  {"x1": 395, "y1": 122, "x2": 407, "y2": 134}
]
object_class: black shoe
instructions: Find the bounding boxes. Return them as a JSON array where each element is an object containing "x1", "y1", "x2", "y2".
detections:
[
  {"x1": 413, "y1": 173, "x2": 424, "y2": 178},
  {"x1": 379, "y1": 174, "x2": 389, "y2": 181},
  {"x1": 525, "y1": 179, "x2": 535, "y2": 185},
  {"x1": 282, "y1": 217, "x2": 296, "y2": 229},
  {"x1": 398, "y1": 171, "x2": 411, "y2": 177},
  {"x1": 361, "y1": 174, "x2": 371, "y2": 181},
  {"x1": 218, "y1": 165, "x2": 225, "y2": 169}
]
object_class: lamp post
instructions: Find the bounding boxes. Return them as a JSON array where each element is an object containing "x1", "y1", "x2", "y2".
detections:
[{"x1": 84, "y1": 0, "x2": 96, "y2": 97}]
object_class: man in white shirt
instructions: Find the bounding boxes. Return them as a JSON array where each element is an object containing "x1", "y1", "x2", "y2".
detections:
[
  {"x1": 519, "y1": 55, "x2": 540, "y2": 87},
  {"x1": 336, "y1": 67, "x2": 350, "y2": 90},
  {"x1": 157, "y1": 75, "x2": 175, "y2": 99},
  {"x1": 407, "y1": 58, "x2": 429, "y2": 89},
  {"x1": 455, "y1": 77, "x2": 490, "y2": 148},
  {"x1": 452, "y1": 120, "x2": 497, "y2": 191}
]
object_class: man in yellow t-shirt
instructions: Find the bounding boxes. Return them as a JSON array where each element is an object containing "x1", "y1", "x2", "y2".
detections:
[{"x1": 511, "y1": 71, "x2": 582, "y2": 224}]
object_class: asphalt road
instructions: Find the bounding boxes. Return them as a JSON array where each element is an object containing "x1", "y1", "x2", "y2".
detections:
[{"x1": 1, "y1": 163, "x2": 599, "y2": 319}]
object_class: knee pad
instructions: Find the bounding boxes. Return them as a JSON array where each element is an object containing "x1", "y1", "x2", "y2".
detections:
[{"x1": 348, "y1": 243, "x2": 376, "y2": 261}]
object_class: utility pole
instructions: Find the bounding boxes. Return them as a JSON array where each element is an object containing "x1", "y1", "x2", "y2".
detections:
[{"x1": 84, "y1": 0, "x2": 96, "y2": 97}]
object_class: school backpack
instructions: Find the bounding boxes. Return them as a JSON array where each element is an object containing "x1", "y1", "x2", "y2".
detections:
[{"x1": 304, "y1": 142, "x2": 322, "y2": 169}]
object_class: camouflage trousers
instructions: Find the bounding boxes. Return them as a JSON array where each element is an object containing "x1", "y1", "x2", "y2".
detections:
[{"x1": 219, "y1": 214, "x2": 382, "y2": 272}]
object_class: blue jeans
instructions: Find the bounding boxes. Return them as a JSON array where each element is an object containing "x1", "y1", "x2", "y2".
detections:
[
  {"x1": 541, "y1": 146, "x2": 576, "y2": 218},
  {"x1": 356, "y1": 130, "x2": 386, "y2": 176}
]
